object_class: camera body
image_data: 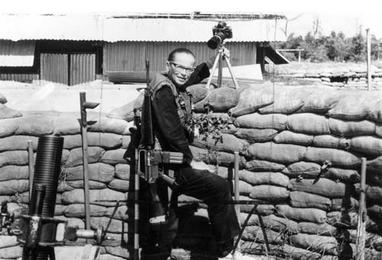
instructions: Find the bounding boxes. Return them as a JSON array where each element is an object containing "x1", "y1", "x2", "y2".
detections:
[{"x1": 207, "y1": 21, "x2": 233, "y2": 49}]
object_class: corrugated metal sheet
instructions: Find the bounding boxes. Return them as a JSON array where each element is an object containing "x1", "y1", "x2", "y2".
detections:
[
  {"x1": 0, "y1": 73, "x2": 38, "y2": 82},
  {"x1": 40, "y1": 53, "x2": 68, "y2": 85},
  {"x1": 0, "y1": 40, "x2": 35, "y2": 66},
  {"x1": 70, "y1": 53, "x2": 96, "y2": 85},
  {"x1": 0, "y1": 14, "x2": 286, "y2": 42},
  {"x1": 103, "y1": 42, "x2": 257, "y2": 73}
]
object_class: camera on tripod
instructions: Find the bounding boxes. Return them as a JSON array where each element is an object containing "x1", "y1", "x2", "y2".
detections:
[{"x1": 207, "y1": 21, "x2": 233, "y2": 49}]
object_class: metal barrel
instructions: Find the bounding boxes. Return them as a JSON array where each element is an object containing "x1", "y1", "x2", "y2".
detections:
[{"x1": 30, "y1": 135, "x2": 63, "y2": 244}]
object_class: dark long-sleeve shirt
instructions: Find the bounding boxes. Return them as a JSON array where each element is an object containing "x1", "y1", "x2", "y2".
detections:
[{"x1": 151, "y1": 63, "x2": 210, "y2": 165}]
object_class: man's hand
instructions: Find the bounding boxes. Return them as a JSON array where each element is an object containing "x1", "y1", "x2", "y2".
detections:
[{"x1": 190, "y1": 160, "x2": 215, "y2": 173}]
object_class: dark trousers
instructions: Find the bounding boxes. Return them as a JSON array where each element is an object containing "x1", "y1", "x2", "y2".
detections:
[
  {"x1": 139, "y1": 166, "x2": 240, "y2": 259},
  {"x1": 175, "y1": 166, "x2": 240, "y2": 245}
]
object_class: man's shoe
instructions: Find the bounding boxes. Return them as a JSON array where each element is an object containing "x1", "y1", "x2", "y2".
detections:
[{"x1": 216, "y1": 238, "x2": 234, "y2": 258}]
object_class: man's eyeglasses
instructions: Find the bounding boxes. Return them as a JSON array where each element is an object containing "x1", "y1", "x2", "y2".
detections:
[{"x1": 169, "y1": 62, "x2": 195, "y2": 74}]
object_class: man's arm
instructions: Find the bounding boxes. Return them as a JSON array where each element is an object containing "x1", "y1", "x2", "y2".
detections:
[
  {"x1": 152, "y1": 86, "x2": 193, "y2": 165},
  {"x1": 184, "y1": 62, "x2": 210, "y2": 87}
]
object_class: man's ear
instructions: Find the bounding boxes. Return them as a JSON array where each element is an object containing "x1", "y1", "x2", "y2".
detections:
[{"x1": 165, "y1": 61, "x2": 170, "y2": 72}]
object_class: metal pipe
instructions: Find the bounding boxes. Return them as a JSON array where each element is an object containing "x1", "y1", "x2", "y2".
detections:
[
  {"x1": 134, "y1": 149, "x2": 140, "y2": 260},
  {"x1": 355, "y1": 157, "x2": 367, "y2": 260},
  {"x1": 366, "y1": 28, "x2": 371, "y2": 91}
]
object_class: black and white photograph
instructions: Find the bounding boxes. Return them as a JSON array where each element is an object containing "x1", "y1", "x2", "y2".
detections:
[{"x1": 0, "y1": 0, "x2": 381, "y2": 259}]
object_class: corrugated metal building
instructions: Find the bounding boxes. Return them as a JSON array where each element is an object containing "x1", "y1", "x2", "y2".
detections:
[{"x1": 0, "y1": 13, "x2": 288, "y2": 85}]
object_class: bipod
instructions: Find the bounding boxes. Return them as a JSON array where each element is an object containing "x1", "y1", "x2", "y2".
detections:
[{"x1": 205, "y1": 42, "x2": 239, "y2": 92}]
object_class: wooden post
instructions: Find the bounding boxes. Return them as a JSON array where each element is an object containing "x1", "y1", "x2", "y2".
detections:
[
  {"x1": 233, "y1": 152, "x2": 240, "y2": 218},
  {"x1": 79, "y1": 92, "x2": 99, "y2": 231},
  {"x1": 355, "y1": 157, "x2": 367, "y2": 260},
  {"x1": 366, "y1": 28, "x2": 371, "y2": 91},
  {"x1": 27, "y1": 141, "x2": 34, "y2": 198}
]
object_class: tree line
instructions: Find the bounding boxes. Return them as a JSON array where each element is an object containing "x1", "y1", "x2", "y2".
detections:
[{"x1": 278, "y1": 31, "x2": 382, "y2": 62}]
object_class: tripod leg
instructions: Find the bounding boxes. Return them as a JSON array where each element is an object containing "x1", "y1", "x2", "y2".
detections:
[
  {"x1": 205, "y1": 52, "x2": 221, "y2": 91},
  {"x1": 224, "y1": 56, "x2": 240, "y2": 89},
  {"x1": 218, "y1": 54, "x2": 223, "y2": 88}
]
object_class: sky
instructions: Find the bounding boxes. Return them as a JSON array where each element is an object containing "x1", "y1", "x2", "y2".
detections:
[{"x1": 2, "y1": 0, "x2": 382, "y2": 38}]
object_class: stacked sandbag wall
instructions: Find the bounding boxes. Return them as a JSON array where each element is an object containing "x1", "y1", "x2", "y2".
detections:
[
  {"x1": 187, "y1": 83, "x2": 382, "y2": 259},
  {"x1": 0, "y1": 109, "x2": 133, "y2": 260}
]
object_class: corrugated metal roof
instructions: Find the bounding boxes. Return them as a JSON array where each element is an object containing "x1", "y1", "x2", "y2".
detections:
[
  {"x1": 0, "y1": 13, "x2": 286, "y2": 42},
  {"x1": 0, "y1": 40, "x2": 35, "y2": 66}
]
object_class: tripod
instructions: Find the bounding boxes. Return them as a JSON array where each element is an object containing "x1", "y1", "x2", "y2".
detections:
[{"x1": 205, "y1": 42, "x2": 239, "y2": 90}]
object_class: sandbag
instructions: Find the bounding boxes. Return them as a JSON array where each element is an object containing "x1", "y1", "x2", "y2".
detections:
[
  {"x1": 0, "y1": 104, "x2": 22, "y2": 119},
  {"x1": 282, "y1": 161, "x2": 321, "y2": 178},
  {"x1": 64, "y1": 204, "x2": 108, "y2": 218},
  {"x1": 87, "y1": 116, "x2": 131, "y2": 135},
  {"x1": 377, "y1": 124, "x2": 382, "y2": 138},
  {"x1": 0, "y1": 180, "x2": 29, "y2": 195},
  {"x1": 187, "y1": 83, "x2": 208, "y2": 103},
  {"x1": 0, "y1": 117, "x2": 19, "y2": 137},
  {"x1": 297, "y1": 87, "x2": 340, "y2": 114},
  {"x1": 282, "y1": 244, "x2": 322, "y2": 260},
  {"x1": 245, "y1": 159, "x2": 285, "y2": 172},
  {"x1": 249, "y1": 185, "x2": 289, "y2": 201},
  {"x1": 205, "y1": 87, "x2": 239, "y2": 112},
  {"x1": 192, "y1": 133, "x2": 248, "y2": 153},
  {"x1": 290, "y1": 178, "x2": 346, "y2": 198},
  {"x1": 298, "y1": 222, "x2": 336, "y2": 236},
  {"x1": 91, "y1": 217, "x2": 125, "y2": 234},
  {"x1": 237, "y1": 180, "x2": 252, "y2": 195},
  {"x1": 0, "y1": 245, "x2": 22, "y2": 259},
  {"x1": 62, "y1": 189, "x2": 126, "y2": 204},
  {"x1": 275, "y1": 204, "x2": 327, "y2": 224},
  {"x1": 290, "y1": 191, "x2": 331, "y2": 211},
  {"x1": 247, "y1": 142, "x2": 306, "y2": 164},
  {"x1": 0, "y1": 235, "x2": 18, "y2": 248},
  {"x1": 53, "y1": 113, "x2": 81, "y2": 135},
  {"x1": 350, "y1": 136, "x2": 382, "y2": 156},
  {"x1": 312, "y1": 135, "x2": 350, "y2": 150},
  {"x1": 65, "y1": 147, "x2": 105, "y2": 167},
  {"x1": 234, "y1": 113, "x2": 287, "y2": 130},
  {"x1": 106, "y1": 94, "x2": 143, "y2": 122},
  {"x1": 258, "y1": 87, "x2": 304, "y2": 114},
  {"x1": 328, "y1": 118, "x2": 376, "y2": 137},
  {"x1": 324, "y1": 167, "x2": 360, "y2": 183},
  {"x1": 0, "y1": 135, "x2": 38, "y2": 152},
  {"x1": 15, "y1": 116, "x2": 54, "y2": 135},
  {"x1": 274, "y1": 131, "x2": 313, "y2": 146},
  {"x1": 0, "y1": 151, "x2": 28, "y2": 167},
  {"x1": 115, "y1": 164, "x2": 130, "y2": 180},
  {"x1": 228, "y1": 83, "x2": 274, "y2": 117},
  {"x1": 234, "y1": 128, "x2": 278, "y2": 143},
  {"x1": 327, "y1": 92, "x2": 377, "y2": 121},
  {"x1": 368, "y1": 99, "x2": 382, "y2": 123},
  {"x1": 287, "y1": 113, "x2": 330, "y2": 135},
  {"x1": 242, "y1": 225, "x2": 283, "y2": 245},
  {"x1": 63, "y1": 133, "x2": 123, "y2": 149},
  {"x1": 0, "y1": 165, "x2": 28, "y2": 181},
  {"x1": 304, "y1": 147, "x2": 361, "y2": 168},
  {"x1": 240, "y1": 213, "x2": 299, "y2": 234},
  {"x1": 64, "y1": 163, "x2": 114, "y2": 183},
  {"x1": 239, "y1": 170, "x2": 289, "y2": 187},
  {"x1": 67, "y1": 180, "x2": 106, "y2": 190},
  {"x1": 331, "y1": 197, "x2": 359, "y2": 211},
  {"x1": 290, "y1": 233, "x2": 338, "y2": 255},
  {"x1": 367, "y1": 156, "x2": 382, "y2": 174},
  {"x1": 101, "y1": 149, "x2": 127, "y2": 165},
  {"x1": 108, "y1": 179, "x2": 130, "y2": 192}
]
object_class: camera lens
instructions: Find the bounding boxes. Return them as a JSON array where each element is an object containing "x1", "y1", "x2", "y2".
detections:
[{"x1": 207, "y1": 35, "x2": 222, "y2": 49}]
